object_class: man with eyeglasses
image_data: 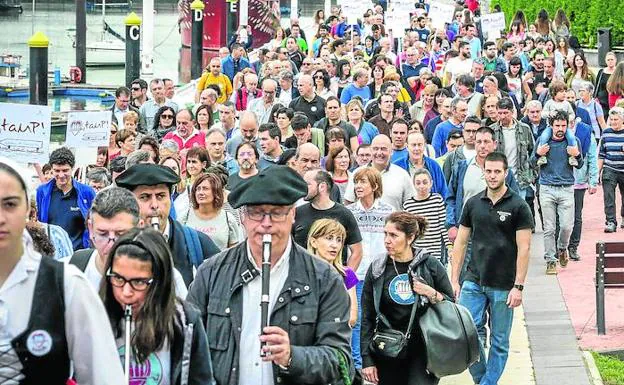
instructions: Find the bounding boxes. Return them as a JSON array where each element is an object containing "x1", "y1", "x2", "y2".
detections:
[
  {"x1": 195, "y1": 57, "x2": 233, "y2": 104},
  {"x1": 442, "y1": 116, "x2": 479, "y2": 183},
  {"x1": 139, "y1": 78, "x2": 179, "y2": 133},
  {"x1": 227, "y1": 141, "x2": 260, "y2": 190},
  {"x1": 248, "y1": 78, "x2": 282, "y2": 124},
  {"x1": 163, "y1": 108, "x2": 206, "y2": 151},
  {"x1": 65, "y1": 187, "x2": 188, "y2": 298},
  {"x1": 130, "y1": 78, "x2": 149, "y2": 108},
  {"x1": 116, "y1": 164, "x2": 220, "y2": 286},
  {"x1": 111, "y1": 86, "x2": 140, "y2": 132},
  {"x1": 188, "y1": 165, "x2": 354, "y2": 385}
]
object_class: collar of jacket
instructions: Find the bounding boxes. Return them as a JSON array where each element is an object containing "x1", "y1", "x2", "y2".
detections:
[
  {"x1": 230, "y1": 240, "x2": 312, "y2": 298},
  {"x1": 370, "y1": 247, "x2": 429, "y2": 280}
]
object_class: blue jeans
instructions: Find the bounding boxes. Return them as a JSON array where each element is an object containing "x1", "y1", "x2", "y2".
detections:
[
  {"x1": 351, "y1": 280, "x2": 363, "y2": 369},
  {"x1": 539, "y1": 185, "x2": 575, "y2": 262},
  {"x1": 537, "y1": 126, "x2": 577, "y2": 147},
  {"x1": 460, "y1": 281, "x2": 514, "y2": 385}
]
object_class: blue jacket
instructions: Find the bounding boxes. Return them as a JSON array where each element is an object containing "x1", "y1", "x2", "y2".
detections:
[
  {"x1": 446, "y1": 159, "x2": 519, "y2": 228},
  {"x1": 221, "y1": 56, "x2": 251, "y2": 82},
  {"x1": 36, "y1": 178, "x2": 95, "y2": 249},
  {"x1": 392, "y1": 155, "x2": 449, "y2": 198}
]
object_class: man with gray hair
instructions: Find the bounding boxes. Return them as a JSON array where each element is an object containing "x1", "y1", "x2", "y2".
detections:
[
  {"x1": 86, "y1": 168, "x2": 111, "y2": 192},
  {"x1": 278, "y1": 70, "x2": 299, "y2": 105},
  {"x1": 247, "y1": 78, "x2": 281, "y2": 124},
  {"x1": 65, "y1": 187, "x2": 189, "y2": 297},
  {"x1": 521, "y1": 100, "x2": 548, "y2": 138},
  {"x1": 139, "y1": 78, "x2": 179, "y2": 131},
  {"x1": 125, "y1": 149, "x2": 155, "y2": 169},
  {"x1": 340, "y1": 67, "x2": 371, "y2": 104}
]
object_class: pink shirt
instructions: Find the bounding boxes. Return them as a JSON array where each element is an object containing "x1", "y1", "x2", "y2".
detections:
[{"x1": 163, "y1": 129, "x2": 206, "y2": 150}]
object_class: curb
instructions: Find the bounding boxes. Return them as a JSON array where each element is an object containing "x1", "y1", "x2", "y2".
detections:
[{"x1": 582, "y1": 351, "x2": 605, "y2": 385}]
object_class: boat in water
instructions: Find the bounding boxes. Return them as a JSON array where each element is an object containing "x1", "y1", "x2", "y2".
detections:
[
  {"x1": 0, "y1": 0, "x2": 22, "y2": 13},
  {"x1": 66, "y1": 0, "x2": 126, "y2": 67}
]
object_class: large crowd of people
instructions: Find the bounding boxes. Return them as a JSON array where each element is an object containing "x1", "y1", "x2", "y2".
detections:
[{"x1": 3, "y1": 2, "x2": 624, "y2": 385}]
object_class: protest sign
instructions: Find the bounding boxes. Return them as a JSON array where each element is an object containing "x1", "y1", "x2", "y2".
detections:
[
  {"x1": 428, "y1": 1, "x2": 455, "y2": 29},
  {"x1": 65, "y1": 111, "x2": 111, "y2": 148},
  {"x1": 0, "y1": 102, "x2": 51, "y2": 164},
  {"x1": 481, "y1": 12, "x2": 506, "y2": 34}
]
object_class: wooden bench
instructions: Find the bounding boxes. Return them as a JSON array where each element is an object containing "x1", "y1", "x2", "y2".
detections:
[{"x1": 595, "y1": 241, "x2": 624, "y2": 335}]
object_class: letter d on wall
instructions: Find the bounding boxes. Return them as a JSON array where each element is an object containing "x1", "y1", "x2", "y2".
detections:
[{"x1": 194, "y1": 9, "x2": 203, "y2": 22}]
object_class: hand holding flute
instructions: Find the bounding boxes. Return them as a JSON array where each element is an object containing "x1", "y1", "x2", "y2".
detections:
[{"x1": 124, "y1": 304, "x2": 132, "y2": 385}]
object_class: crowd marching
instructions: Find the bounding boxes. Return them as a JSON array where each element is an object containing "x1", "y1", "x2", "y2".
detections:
[{"x1": 2, "y1": 2, "x2": 624, "y2": 385}]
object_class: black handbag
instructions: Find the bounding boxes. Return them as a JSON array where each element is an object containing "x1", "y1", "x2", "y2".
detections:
[
  {"x1": 369, "y1": 300, "x2": 418, "y2": 359},
  {"x1": 418, "y1": 299, "x2": 480, "y2": 377}
]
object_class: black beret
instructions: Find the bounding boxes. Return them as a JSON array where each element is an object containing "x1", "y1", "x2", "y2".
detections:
[
  {"x1": 227, "y1": 165, "x2": 307, "y2": 208},
  {"x1": 115, "y1": 164, "x2": 181, "y2": 191}
]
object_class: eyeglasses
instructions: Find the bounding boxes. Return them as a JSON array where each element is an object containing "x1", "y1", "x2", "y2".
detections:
[
  {"x1": 244, "y1": 207, "x2": 290, "y2": 222},
  {"x1": 314, "y1": 75, "x2": 324, "y2": 79},
  {"x1": 92, "y1": 232, "x2": 122, "y2": 244},
  {"x1": 131, "y1": 87, "x2": 141, "y2": 91},
  {"x1": 161, "y1": 114, "x2": 174, "y2": 119},
  {"x1": 106, "y1": 268, "x2": 154, "y2": 291},
  {"x1": 303, "y1": 62, "x2": 312, "y2": 66}
]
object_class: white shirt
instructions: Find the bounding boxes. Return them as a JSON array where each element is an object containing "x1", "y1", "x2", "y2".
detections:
[
  {"x1": 462, "y1": 158, "x2": 487, "y2": 208},
  {"x1": 462, "y1": 146, "x2": 476, "y2": 161},
  {"x1": 239, "y1": 240, "x2": 292, "y2": 385},
  {"x1": 0, "y1": 235, "x2": 125, "y2": 385},
  {"x1": 344, "y1": 164, "x2": 416, "y2": 210},
  {"x1": 502, "y1": 126, "x2": 519, "y2": 174},
  {"x1": 445, "y1": 57, "x2": 473, "y2": 84}
]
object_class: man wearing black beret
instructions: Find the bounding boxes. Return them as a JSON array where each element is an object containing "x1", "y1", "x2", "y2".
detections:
[
  {"x1": 116, "y1": 163, "x2": 220, "y2": 286},
  {"x1": 187, "y1": 165, "x2": 354, "y2": 385}
]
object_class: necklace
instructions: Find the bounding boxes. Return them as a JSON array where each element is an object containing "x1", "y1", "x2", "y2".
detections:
[{"x1": 392, "y1": 256, "x2": 400, "y2": 276}]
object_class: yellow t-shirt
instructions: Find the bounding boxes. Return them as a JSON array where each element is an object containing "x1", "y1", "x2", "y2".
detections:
[{"x1": 196, "y1": 72, "x2": 233, "y2": 104}]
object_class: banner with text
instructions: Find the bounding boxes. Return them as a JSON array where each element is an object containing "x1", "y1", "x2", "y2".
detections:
[
  {"x1": 428, "y1": 2, "x2": 456, "y2": 29},
  {"x1": 65, "y1": 111, "x2": 111, "y2": 148},
  {"x1": 0, "y1": 103, "x2": 51, "y2": 164},
  {"x1": 481, "y1": 12, "x2": 506, "y2": 34}
]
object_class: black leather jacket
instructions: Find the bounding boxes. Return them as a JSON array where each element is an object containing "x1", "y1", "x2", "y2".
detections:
[{"x1": 187, "y1": 240, "x2": 354, "y2": 385}]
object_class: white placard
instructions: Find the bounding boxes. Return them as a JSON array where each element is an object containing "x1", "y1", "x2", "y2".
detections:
[
  {"x1": 65, "y1": 111, "x2": 111, "y2": 148},
  {"x1": 0, "y1": 103, "x2": 51, "y2": 164},
  {"x1": 428, "y1": 2, "x2": 455, "y2": 29},
  {"x1": 340, "y1": 2, "x2": 361, "y2": 25},
  {"x1": 481, "y1": 12, "x2": 506, "y2": 33}
]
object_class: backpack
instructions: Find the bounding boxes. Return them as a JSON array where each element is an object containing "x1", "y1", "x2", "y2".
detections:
[{"x1": 68, "y1": 248, "x2": 93, "y2": 272}]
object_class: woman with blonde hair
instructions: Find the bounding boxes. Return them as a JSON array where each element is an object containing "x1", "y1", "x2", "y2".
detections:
[
  {"x1": 346, "y1": 99, "x2": 379, "y2": 145},
  {"x1": 307, "y1": 218, "x2": 359, "y2": 359},
  {"x1": 595, "y1": 52, "x2": 618, "y2": 113},
  {"x1": 410, "y1": 84, "x2": 438, "y2": 123},
  {"x1": 383, "y1": 71, "x2": 412, "y2": 104}
]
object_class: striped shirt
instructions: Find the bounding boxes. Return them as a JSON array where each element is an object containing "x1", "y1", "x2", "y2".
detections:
[
  {"x1": 598, "y1": 128, "x2": 624, "y2": 172},
  {"x1": 403, "y1": 193, "x2": 451, "y2": 260}
]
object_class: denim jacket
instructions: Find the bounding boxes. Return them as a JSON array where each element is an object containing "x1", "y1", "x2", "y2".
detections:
[{"x1": 573, "y1": 136, "x2": 599, "y2": 187}]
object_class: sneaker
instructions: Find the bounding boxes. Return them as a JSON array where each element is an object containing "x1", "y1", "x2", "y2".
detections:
[
  {"x1": 546, "y1": 261, "x2": 557, "y2": 275},
  {"x1": 568, "y1": 156, "x2": 578, "y2": 166},
  {"x1": 537, "y1": 156, "x2": 548, "y2": 166},
  {"x1": 558, "y1": 249, "x2": 569, "y2": 267},
  {"x1": 569, "y1": 248, "x2": 581, "y2": 261},
  {"x1": 605, "y1": 222, "x2": 617, "y2": 233}
]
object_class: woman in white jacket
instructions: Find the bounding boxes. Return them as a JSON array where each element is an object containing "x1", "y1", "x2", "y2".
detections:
[{"x1": 0, "y1": 157, "x2": 124, "y2": 385}]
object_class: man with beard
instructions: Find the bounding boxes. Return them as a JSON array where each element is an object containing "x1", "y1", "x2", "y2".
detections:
[
  {"x1": 531, "y1": 110, "x2": 583, "y2": 275},
  {"x1": 445, "y1": 41, "x2": 474, "y2": 86},
  {"x1": 115, "y1": 164, "x2": 220, "y2": 286},
  {"x1": 451, "y1": 152, "x2": 533, "y2": 385},
  {"x1": 482, "y1": 41, "x2": 507, "y2": 74},
  {"x1": 293, "y1": 169, "x2": 363, "y2": 269},
  {"x1": 432, "y1": 99, "x2": 468, "y2": 157},
  {"x1": 163, "y1": 109, "x2": 206, "y2": 151},
  {"x1": 227, "y1": 141, "x2": 260, "y2": 190}
]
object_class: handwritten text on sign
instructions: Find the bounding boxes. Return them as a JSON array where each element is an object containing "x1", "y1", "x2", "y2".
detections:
[
  {"x1": 65, "y1": 111, "x2": 111, "y2": 148},
  {"x1": 0, "y1": 103, "x2": 51, "y2": 164}
]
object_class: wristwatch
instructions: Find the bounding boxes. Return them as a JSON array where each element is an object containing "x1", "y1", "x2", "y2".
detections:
[{"x1": 514, "y1": 284, "x2": 524, "y2": 291}]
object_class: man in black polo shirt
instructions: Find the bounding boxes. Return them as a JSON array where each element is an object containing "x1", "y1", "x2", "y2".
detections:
[
  {"x1": 451, "y1": 152, "x2": 533, "y2": 385},
  {"x1": 289, "y1": 74, "x2": 326, "y2": 125}
]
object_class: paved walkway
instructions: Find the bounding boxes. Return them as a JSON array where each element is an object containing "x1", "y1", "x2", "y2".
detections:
[{"x1": 441, "y1": 233, "x2": 595, "y2": 385}]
